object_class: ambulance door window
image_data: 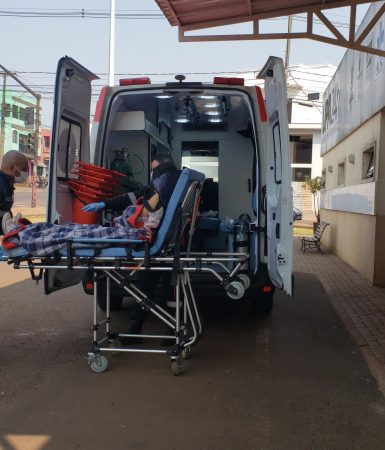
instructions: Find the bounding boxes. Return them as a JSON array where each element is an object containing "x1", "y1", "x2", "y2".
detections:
[
  {"x1": 57, "y1": 117, "x2": 82, "y2": 180},
  {"x1": 272, "y1": 122, "x2": 282, "y2": 184}
]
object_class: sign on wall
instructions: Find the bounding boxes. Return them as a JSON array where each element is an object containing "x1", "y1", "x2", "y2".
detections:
[{"x1": 321, "y1": 2, "x2": 385, "y2": 155}]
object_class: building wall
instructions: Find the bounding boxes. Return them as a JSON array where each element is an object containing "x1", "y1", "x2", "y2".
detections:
[
  {"x1": 321, "y1": 112, "x2": 383, "y2": 285},
  {"x1": 321, "y1": 208, "x2": 376, "y2": 283},
  {"x1": 322, "y1": 113, "x2": 381, "y2": 189},
  {"x1": 1, "y1": 90, "x2": 39, "y2": 158}
]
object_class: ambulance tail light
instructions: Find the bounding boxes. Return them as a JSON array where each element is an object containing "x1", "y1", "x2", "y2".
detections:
[
  {"x1": 213, "y1": 77, "x2": 244, "y2": 85},
  {"x1": 94, "y1": 87, "x2": 107, "y2": 123},
  {"x1": 119, "y1": 77, "x2": 151, "y2": 86},
  {"x1": 263, "y1": 285, "x2": 273, "y2": 293},
  {"x1": 255, "y1": 86, "x2": 267, "y2": 122}
]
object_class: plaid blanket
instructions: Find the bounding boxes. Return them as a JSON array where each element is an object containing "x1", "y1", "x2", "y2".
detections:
[{"x1": 15, "y1": 205, "x2": 163, "y2": 256}]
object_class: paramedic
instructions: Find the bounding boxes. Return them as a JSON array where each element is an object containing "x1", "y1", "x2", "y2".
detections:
[
  {"x1": 82, "y1": 154, "x2": 179, "y2": 216},
  {"x1": 0, "y1": 150, "x2": 29, "y2": 235},
  {"x1": 82, "y1": 154, "x2": 180, "y2": 342}
]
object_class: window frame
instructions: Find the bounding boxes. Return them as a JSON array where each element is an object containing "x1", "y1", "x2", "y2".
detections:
[
  {"x1": 337, "y1": 160, "x2": 346, "y2": 187},
  {"x1": 362, "y1": 146, "x2": 375, "y2": 182}
]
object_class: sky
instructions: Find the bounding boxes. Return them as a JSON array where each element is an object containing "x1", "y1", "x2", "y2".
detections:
[{"x1": 0, "y1": 0, "x2": 370, "y2": 127}]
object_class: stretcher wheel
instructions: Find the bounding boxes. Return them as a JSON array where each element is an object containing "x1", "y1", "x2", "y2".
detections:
[
  {"x1": 238, "y1": 274, "x2": 251, "y2": 290},
  {"x1": 226, "y1": 281, "x2": 245, "y2": 300},
  {"x1": 90, "y1": 355, "x2": 109, "y2": 373},
  {"x1": 171, "y1": 358, "x2": 183, "y2": 376}
]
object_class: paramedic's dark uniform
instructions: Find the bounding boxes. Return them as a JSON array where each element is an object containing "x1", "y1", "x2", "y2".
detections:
[
  {"x1": 103, "y1": 168, "x2": 180, "y2": 213},
  {"x1": 0, "y1": 171, "x2": 15, "y2": 235},
  {"x1": 108, "y1": 166, "x2": 181, "y2": 332}
]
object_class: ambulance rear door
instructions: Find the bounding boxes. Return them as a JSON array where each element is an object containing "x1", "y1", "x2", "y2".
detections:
[
  {"x1": 258, "y1": 57, "x2": 293, "y2": 296},
  {"x1": 45, "y1": 56, "x2": 98, "y2": 294},
  {"x1": 47, "y1": 56, "x2": 98, "y2": 224}
]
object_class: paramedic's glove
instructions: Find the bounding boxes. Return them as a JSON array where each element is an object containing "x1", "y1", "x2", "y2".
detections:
[{"x1": 82, "y1": 202, "x2": 106, "y2": 213}]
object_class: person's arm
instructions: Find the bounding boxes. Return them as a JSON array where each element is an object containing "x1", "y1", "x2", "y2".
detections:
[
  {"x1": 83, "y1": 187, "x2": 145, "y2": 213},
  {"x1": 141, "y1": 192, "x2": 160, "y2": 216},
  {"x1": 104, "y1": 191, "x2": 139, "y2": 211}
]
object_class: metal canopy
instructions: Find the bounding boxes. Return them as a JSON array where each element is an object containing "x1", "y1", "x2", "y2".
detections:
[{"x1": 155, "y1": 0, "x2": 385, "y2": 57}]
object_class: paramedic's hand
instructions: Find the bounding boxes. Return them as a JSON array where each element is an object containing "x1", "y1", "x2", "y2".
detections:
[{"x1": 82, "y1": 202, "x2": 106, "y2": 212}]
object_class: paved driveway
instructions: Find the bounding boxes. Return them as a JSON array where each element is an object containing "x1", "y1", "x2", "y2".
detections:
[{"x1": 1, "y1": 265, "x2": 385, "y2": 449}]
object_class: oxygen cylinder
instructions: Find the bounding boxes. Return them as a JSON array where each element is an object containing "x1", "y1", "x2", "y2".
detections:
[
  {"x1": 110, "y1": 148, "x2": 132, "y2": 177},
  {"x1": 233, "y1": 216, "x2": 249, "y2": 271}
]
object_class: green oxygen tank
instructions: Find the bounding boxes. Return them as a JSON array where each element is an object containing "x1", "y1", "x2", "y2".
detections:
[
  {"x1": 110, "y1": 148, "x2": 132, "y2": 177},
  {"x1": 110, "y1": 148, "x2": 143, "y2": 193}
]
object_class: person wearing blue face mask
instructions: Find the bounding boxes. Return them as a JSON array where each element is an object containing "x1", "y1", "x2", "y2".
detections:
[
  {"x1": 0, "y1": 150, "x2": 29, "y2": 235},
  {"x1": 82, "y1": 154, "x2": 180, "y2": 215}
]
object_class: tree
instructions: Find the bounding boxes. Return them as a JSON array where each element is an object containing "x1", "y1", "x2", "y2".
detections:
[{"x1": 303, "y1": 176, "x2": 323, "y2": 222}]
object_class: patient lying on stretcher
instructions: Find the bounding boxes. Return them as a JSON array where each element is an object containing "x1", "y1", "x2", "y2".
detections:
[
  {"x1": 2, "y1": 154, "x2": 180, "y2": 257},
  {"x1": 2, "y1": 192, "x2": 162, "y2": 256}
]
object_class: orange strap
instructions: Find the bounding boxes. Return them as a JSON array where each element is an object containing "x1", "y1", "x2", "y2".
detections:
[{"x1": 127, "y1": 205, "x2": 145, "y2": 229}]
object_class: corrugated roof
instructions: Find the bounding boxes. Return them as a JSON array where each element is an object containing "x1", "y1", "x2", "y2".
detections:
[
  {"x1": 155, "y1": 0, "x2": 354, "y2": 28},
  {"x1": 155, "y1": 1, "x2": 385, "y2": 57}
]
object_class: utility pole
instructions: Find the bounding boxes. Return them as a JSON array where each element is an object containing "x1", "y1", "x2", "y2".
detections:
[
  {"x1": 0, "y1": 72, "x2": 6, "y2": 163},
  {"x1": 31, "y1": 94, "x2": 41, "y2": 208},
  {"x1": 284, "y1": 15, "x2": 293, "y2": 80},
  {"x1": 0, "y1": 63, "x2": 41, "y2": 207},
  {"x1": 108, "y1": 0, "x2": 116, "y2": 87}
]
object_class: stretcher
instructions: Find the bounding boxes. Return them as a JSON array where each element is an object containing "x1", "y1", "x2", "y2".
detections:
[{"x1": 1, "y1": 168, "x2": 249, "y2": 375}]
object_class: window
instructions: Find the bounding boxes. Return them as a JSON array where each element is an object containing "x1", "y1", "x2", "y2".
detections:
[
  {"x1": 181, "y1": 141, "x2": 219, "y2": 181},
  {"x1": 272, "y1": 123, "x2": 282, "y2": 184},
  {"x1": 44, "y1": 136, "x2": 50, "y2": 148},
  {"x1": 4, "y1": 103, "x2": 11, "y2": 118},
  {"x1": 12, "y1": 104, "x2": 19, "y2": 120},
  {"x1": 12, "y1": 130, "x2": 18, "y2": 144},
  {"x1": 57, "y1": 118, "x2": 82, "y2": 179},
  {"x1": 321, "y1": 170, "x2": 326, "y2": 188},
  {"x1": 18, "y1": 107, "x2": 26, "y2": 122},
  {"x1": 291, "y1": 135, "x2": 312, "y2": 164},
  {"x1": 362, "y1": 147, "x2": 374, "y2": 180},
  {"x1": 19, "y1": 134, "x2": 29, "y2": 155},
  {"x1": 24, "y1": 107, "x2": 35, "y2": 126},
  {"x1": 337, "y1": 161, "x2": 345, "y2": 186},
  {"x1": 292, "y1": 167, "x2": 311, "y2": 182}
]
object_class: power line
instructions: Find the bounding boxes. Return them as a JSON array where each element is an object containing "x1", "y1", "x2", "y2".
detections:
[{"x1": 0, "y1": 8, "x2": 355, "y2": 29}]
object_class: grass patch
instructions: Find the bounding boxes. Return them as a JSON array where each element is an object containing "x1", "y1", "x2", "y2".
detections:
[{"x1": 294, "y1": 226, "x2": 313, "y2": 236}]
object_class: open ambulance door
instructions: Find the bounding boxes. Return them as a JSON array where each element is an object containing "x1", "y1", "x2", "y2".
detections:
[
  {"x1": 258, "y1": 57, "x2": 293, "y2": 296},
  {"x1": 45, "y1": 56, "x2": 98, "y2": 294}
]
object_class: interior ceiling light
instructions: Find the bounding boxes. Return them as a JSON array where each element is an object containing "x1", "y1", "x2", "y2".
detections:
[
  {"x1": 174, "y1": 117, "x2": 189, "y2": 123},
  {"x1": 204, "y1": 103, "x2": 219, "y2": 108},
  {"x1": 206, "y1": 110, "x2": 221, "y2": 116},
  {"x1": 208, "y1": 118, "x2": 223, "y2": 123},
  {"x1": 197, "y1": 95, "x2": 216, "y2": 99},
  {"x1": 155, "y1": 94, "x2": 173, "y2": 99}
]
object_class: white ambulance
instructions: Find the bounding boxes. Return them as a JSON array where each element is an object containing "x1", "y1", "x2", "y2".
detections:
[{"x1": 46, "y1": 55, "x2": 293, "y2": 313}]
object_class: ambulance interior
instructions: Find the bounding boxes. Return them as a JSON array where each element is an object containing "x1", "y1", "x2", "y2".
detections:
[{"x1": 101, "y1": 90, "x2": 258, "y2": 257}]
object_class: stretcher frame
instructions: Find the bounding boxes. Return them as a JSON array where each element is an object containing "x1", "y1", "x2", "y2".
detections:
[{"x1": 2, "y1": 171, "x2": 250, "y2": 375}]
